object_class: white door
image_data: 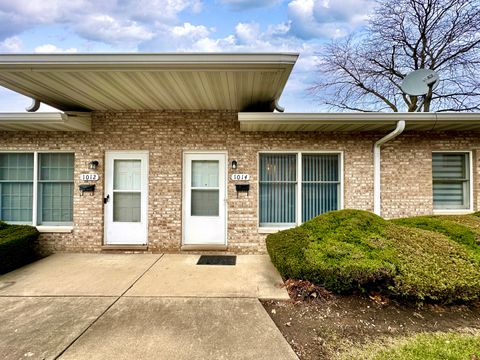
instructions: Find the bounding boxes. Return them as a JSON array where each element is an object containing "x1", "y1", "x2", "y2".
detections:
[
  {"x1": 104, "y1": 151, "x2": 148, "y2": 245},
  {"x1": 184, "y1": 153, "x2": 227, "y2": 245}
]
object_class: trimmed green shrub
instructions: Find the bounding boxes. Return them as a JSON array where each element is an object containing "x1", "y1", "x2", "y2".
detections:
[
  {"x1": 0, "y1": 221, "x2": 39, "y2": 274},
  {"x1": 266, "y1": 210, "x2": 480, "y2": 303},
  {"x1": 391, "y1": 215, "x2": 480, "y2": 263}
]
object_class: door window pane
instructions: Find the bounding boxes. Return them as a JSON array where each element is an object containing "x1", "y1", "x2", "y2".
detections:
[
  {"x1": 0, "y1": 153, "x2": 34, "y2": 222},
  {"x1": 38, "y1": 153, "x2": 74, "y2": 224},
  {"x1": 433, "y1": 153, "x2": 470, "y2": 210},
  {"x1": 114, "y1": 192, "x2": 141, "y2": 222},
  {"x1": 114, "y1": 160, "x2": 141, "y2": 190},
  {"x1": 192, "y1": 161, "x2": 219, "y2": 188},
  {"x1": 302, "y1": 154, "x2": 340, "y2": 221},
  {"x1": 259, "y1": 154, "x2": 297, "y2": 226},
  {"x1": 191, "y1": 189, "x2": 219, "y2": 216}
]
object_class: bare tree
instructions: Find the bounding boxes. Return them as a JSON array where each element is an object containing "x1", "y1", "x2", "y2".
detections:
[{"x1": 312, "y1": 0, "x2": 480, "y2": 112}]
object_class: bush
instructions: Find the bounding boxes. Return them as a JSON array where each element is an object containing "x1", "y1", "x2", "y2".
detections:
[
  {"x1": 266, "y1": 210, "x2": 480, "y2": 303},
  {"x1": 391, "y1": 215, "x2": 480, "y2": 263},
  {"x1": 0, "y1": 221, "x2": 39, "y2": 274}
]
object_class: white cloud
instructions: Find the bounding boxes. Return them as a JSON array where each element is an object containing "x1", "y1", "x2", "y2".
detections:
[
  {"x1": 124, "y1": 0, "x2": 202, "y2": 22},
  {"x1": 75, "y1": 14, "x2": 154, "y2": 46},
  {"x1": 0, "y1": 0, "x2": 200, "y2": 48},
  {"x1": 235, "y1": 22, "x2": 260, "y2": 44},
  {"x1": 34, "y1": 44, "x2": 78, "y2": 53},
  {"x1": 171, "y1": 23, "x2": 211, "y2": 39},
  {"x1": 287, "y1": 0, "x2": 374, "y2": 39},
  {"x1": 219, "y1": 0, "x2": 282, "y2": 11},
  {"x1": 0, "y1": 36, "x2": 22, "y2": 52}
]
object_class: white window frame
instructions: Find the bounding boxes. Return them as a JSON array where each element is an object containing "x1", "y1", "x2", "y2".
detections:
[
  {"x1": 0, "y1": 150, "x2": 75, "y2": 232},
  {"x1": 257, "y1": 151, "x2": 344, "y2": 233},
  {"x1": 432, "y1": 150, "x2": 473, "y2": 215}
]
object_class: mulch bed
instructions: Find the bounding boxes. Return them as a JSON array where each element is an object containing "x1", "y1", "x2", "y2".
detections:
[{"x1": 262, "y1": 279, "x2": 480, "y2": 360}]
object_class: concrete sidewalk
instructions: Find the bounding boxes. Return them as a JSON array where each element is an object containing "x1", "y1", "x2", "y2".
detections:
[{"x1": 0, "y1": 253, "x2": 296, "y2": 360}]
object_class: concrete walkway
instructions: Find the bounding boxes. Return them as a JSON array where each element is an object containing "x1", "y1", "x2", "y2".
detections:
[{"x1": 0, "y1": 253, "x2": 296, "y2": 360}]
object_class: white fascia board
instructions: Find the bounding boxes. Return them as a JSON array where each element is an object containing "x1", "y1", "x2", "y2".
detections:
[
  {"x1": 0, "y1": 112, "x2": 91, "y2": 131},
  {"x1": 0, "y1": 53, "x2": 299, "y2": 69},
  {"x1": 238, "y1": 112, "x2": 480, "y2": 130}
]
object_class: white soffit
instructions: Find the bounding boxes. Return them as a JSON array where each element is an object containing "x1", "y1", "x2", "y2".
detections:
[
  {"x1": 0, "y1": 53, "x2": 298, "y2": 112},
  {"x1": 0, "y1": 112, "x2": 91, "y2": 131},
  {"x1": 238, "y1": 112, "x2": 480, "y2": 132}
]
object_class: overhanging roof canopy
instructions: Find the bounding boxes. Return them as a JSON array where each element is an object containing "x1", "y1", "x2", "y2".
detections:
[
  {"x1": 0, "y1": 112, "x2": 91, "y2": 131},
  {"x1": 0, "y1": 53, "x2": 298, "y2": 112},
  {"x1": 238, "y1": 112, "x2": 480, "y2": 132}
]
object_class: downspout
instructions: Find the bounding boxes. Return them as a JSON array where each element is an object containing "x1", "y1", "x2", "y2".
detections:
[
  {"x1": 273, "y1": 98, "x2": 285, "y2": 112},
  {"x1": 26, "y1": 98, "x2": 41, "y2": 112},
  {"x1": 373, "y1": 120, "x2": 406, "y2": 216}
]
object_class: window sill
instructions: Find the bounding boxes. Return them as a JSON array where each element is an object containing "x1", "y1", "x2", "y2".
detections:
[
  {"x1": 432, "y1": 209, "x2": 474, "y2": 215},
  {"x1": 36, "y1": 226, "x2": 73, "y2": 233},
  {"x1": 258, "y1": 227, "x2": 293, "y2": 234}
]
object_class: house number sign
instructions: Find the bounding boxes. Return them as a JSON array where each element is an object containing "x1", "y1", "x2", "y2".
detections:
[
  {"x1": 231, "y1": 174, "x2": 250, "y2": 181},
  {"x1": 80, "y1": 173, "x2": 99, "y2": 181}
]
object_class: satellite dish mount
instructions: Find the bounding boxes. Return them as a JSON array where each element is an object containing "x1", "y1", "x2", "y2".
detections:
[{"x1": 400, "y1": 69, "x2": 439, "y2": 112}]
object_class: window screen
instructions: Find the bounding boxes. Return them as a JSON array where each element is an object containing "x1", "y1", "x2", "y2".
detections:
[
  {"x1": 0, "y1": 153, "x2": 34, "y2": 222},
  {"x1": 432, "y1": 152, "x2": 470, "y2": 210},
  {"x1": 302, "y1": 154, "x2": 340, "y2": 222},
  {"x1": 38, "y1": 153, "x2": 74, "y2": 224},
  {"x1": 259, "y1": 154, "x2": 297, "y2": 226}
]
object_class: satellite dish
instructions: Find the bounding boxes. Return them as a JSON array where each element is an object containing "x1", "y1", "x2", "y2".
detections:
[{"x1": 400, "y1": 69, "x2": 439, "y2": 96}]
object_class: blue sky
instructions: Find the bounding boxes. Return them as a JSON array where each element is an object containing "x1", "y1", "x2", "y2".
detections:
[{"x1": 0, "y1": 0, "x2": 375, "y2": 112}]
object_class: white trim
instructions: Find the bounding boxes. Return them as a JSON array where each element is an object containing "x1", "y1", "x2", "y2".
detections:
[
  {"x1": 238, "y1": 112, "x2": 480, "y2": 132},
  {"x1": 257, "y1": 150, "x2": 344, "y2": 229},
  {"x1": 32, "y1": 152, "x2": 38, "y2": 226},
  {"x1": 296, "y1": 153, "x2": 302, "y2": 226},
  {"x1": 432, "y1": 150, "x2": 474, "y2": 213},
  {"x1": 104, "y1": 150, "x2": 149, "y2": 245},
  {"x1": 0, "y1": 53, "x2": 299, "y2": 67},
  {"x1": 258, "y1": 227, "x2": 291, "y2": 234},
  {"x1": 37, "y1": 226, "x2": 73, "y2": 233},
  {"x1": 182, "y1": 151, "x2": 228, "y2": 247},
  {"x1": 0, "y1": 112, "x2": 91, "y2": 132}
]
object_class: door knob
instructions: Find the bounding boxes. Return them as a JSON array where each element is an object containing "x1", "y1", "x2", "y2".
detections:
[{"x1": 104, "y1": 194, "x2": 110, "y2": 204}]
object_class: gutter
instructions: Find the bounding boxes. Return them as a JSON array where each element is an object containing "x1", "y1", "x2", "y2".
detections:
[{"x1": 373, "y1": 120, "x2": 406, "y2": 216}]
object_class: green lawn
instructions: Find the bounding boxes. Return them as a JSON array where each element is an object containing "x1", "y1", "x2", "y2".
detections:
[{"x1": 341, "y1": 331, "x2": 480, "y2": 360}]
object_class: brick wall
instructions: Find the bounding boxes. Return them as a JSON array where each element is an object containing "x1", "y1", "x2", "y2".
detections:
[{"x1": 0, "y1": 111, "x2": 478, "y2": 254}]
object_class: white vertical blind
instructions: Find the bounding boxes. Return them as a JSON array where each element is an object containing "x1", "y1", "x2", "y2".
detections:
[
  {"x1": 259, "y1": 154, "x2": 297, "y2": 226},
  {"x1": 432, "y1": 152, "x2": 470, "y2": 210},
  {"x1": 259, "y1": 153, "x2": 341, "y2": 227},
  {"x1": 302, "y1": 154, "x2": 340, "y2": 222}
]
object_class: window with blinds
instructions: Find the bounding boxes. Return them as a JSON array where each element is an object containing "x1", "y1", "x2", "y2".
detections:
[
  {"x1": 38, "y1": 153, "x2": 74, "y2": 225},
  {"x1": 432, "y1": 152, "x2": 470, "y2": 210},
  {"x1": 259, "y1": 154, "x2": 297, "y2": 226},
  {"x1": 0, "y1": 153, "x2": 34, "y2": 223},
  {"x1": 259, "y1": 153, "x2": 341, "y2": 227},
  {"x1": 0, "y1": 152, "x2": 74, "y2": 225},
  {"x1": 302, "y1": 154, "x2": 340, "y2": 222}
]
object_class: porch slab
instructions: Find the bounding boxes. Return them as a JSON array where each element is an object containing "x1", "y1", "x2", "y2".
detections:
[
  {"x1": 0, "y1": 296, "x2": 115, "y2": 360},
  {"x1": 125, "y1": 254, "x2": 289, "y2": 299},
  {"x1": 0, "y1": 253, "x2": 160, "y2": 296},
  {"x1": 59, "y1": 297, "x2": 298, "y2": 360}
]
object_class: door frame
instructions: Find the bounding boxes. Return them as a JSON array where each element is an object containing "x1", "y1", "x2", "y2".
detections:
[
  {"x1": 182, "y1": 150, "x2": 228, "y2": 246},
  {"x1": 104, "y1": 150, "x2": 149, "y2": 245}
]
